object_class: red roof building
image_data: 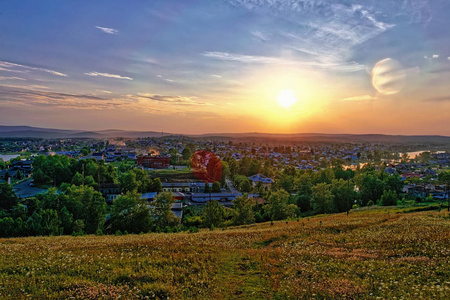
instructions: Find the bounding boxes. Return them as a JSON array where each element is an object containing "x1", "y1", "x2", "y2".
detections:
[{"x1": 137, "y1": 155, "x2": 170, "y2": 168}]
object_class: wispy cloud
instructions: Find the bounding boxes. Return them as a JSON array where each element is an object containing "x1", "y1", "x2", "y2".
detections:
[
  {"x1": 155, "y1": 74, "x2": 176, "y2": 83},
  {"x1": 251, "y1": 31, "x2": 269, "y2": 41},
  {"x1": 95, "y1": 26, "x2": 118, "y2": 35},
  {"x1": 223, "y1": 1, "x2": 395, "y2": 72},
  {"x1": 202, "y1": 51, "x2": 365, "y2": 72},
  {"x1": 340, "y1": 95, "x2": 378, "y2": 102},
  {"x1": 0, "y1": 85, "x2": 120, "y2": 110},
  {"x1": 96, "y1": 89, "x2": 112, "y2": 94},
  {"x1": 134, "y1": 93, "x2": 213, "y2": 106},
  {"x1": 0, "y1": 85, "x2": 209, "y2": 115},
  {"x1": 30, "y1": 85, "x2": 49, "y2": 89},
  {"x1": 0, "y1": 76, "x2": 26, "y2": 81},
  {"x1": 0, "y1": 67, "x2": 30, "y2": 74},
  {"x1": 85, "y1": 72, "x2": 133, "y2": 80},
  {"x1": 211, "y1": 74, "x2": 222, "y2": 78},
  {"x1": 0, "y1": 60, "x2": 68, "y2": 77}
]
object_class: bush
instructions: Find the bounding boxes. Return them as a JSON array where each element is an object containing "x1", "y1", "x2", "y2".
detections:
[
  {"x1": 189, "y1": 226, "x2": 198, "y2": 233},
  {"x1": 115, "y1": 230, "x2": 122, "y2": 236},
  {"x1": 380, "y1": 190, "x2": 398, "y2": 206},
  {"x1": 367, "y1": 200, "x2": 374, "y2": 206}
]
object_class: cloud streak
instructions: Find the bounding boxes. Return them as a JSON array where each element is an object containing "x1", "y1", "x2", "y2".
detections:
[
  {"x1": 223, "y1": 1, "x2": 395, "y2": 72},
  {"x1": 85, "y1": 72, "x2": 133, "y2": 80},
  {"x1": 202, "y1": 51, "x2": 365, "y2": 72},
  {"x1": 134, "y1": 93, "x2": 213, "y2": 106},
  {"x1": 95, "y1": 26, "x2": 118, "y2": 35},
  {"x1": 0, "y1": 76, "x2": 26, "y2": 81},
  {"x1": 340, "y1": 95, "x2": 378, "y2": 102},
  {"x1": 0, "y1": 60, "x2": 68, "y2": 77}
]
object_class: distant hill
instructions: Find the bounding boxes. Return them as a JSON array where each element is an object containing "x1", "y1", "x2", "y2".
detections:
[
  {"x1": 0, "y1": 126, "x2": 164, "y2": 138},
  {"x1": 0, "y1": 125, "x2": 449, "y2": 144},
  {"x1": 196, "y1": 132, "x2": 450, "y2": 144}
]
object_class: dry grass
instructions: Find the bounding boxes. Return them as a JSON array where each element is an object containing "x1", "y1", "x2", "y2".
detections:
[{"x1": 1, "y1": 209, "x2": 449, "y2": 299}]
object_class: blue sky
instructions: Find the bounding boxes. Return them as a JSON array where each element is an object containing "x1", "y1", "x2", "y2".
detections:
[{"x1": 0, "y1": 0, "x2": 449, "y2": 134}]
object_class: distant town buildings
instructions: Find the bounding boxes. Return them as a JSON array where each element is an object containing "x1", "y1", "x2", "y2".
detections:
[{"x1": 137, "y1": 155, "x2": 170, "y2": 169}]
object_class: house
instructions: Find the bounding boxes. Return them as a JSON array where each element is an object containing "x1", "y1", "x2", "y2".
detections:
[
  {"x1": 99, "y1": 183, "x2": 121, "y2": 203},
  {"x1": 190, "y1": 192, "x2": 259, "y2": 204},
  {"x1": 385, "y1": 167, "x2": 397, "y2": 175},
  {"x1": 141, "y1": 192, "x2": 158, "y2": 202},
  {"x1": 137, "y1": 155, "x2": 170, "y2": 169},
  {"x1": 191, "y1": 192, "x2": 240, "y2": 203},
  {"x1": 161, "y1": 182, "x2": 211, "y2": 193},
  {"x1": 171, "y1": 202, "x2": 183, "y2": 218},
  {"x1": 91, "y1": 153, "x2": 104, "y2": 161},
  {"x1": 248, "y1": 173, "x2": 273, "y2": 187},
  {"x1": 162, "y1": 182, "x2": 191, "y2": 193}
]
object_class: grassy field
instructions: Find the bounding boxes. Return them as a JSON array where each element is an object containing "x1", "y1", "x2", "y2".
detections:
[{"x1": 1, "y1": 209, "x2": 449, "y2": 299}]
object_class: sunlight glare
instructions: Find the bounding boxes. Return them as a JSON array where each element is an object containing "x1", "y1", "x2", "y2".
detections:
[{"x1": 277, "y1": 89, "x2": 297, "y2": 108}]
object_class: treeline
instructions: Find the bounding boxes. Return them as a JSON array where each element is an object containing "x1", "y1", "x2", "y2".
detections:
[
  {"x1": 0, "y1": 181, "x2": 177, "y2": 237},
  {"x1": 32, "y1": 155, "x2": 162, "y2": 193}
]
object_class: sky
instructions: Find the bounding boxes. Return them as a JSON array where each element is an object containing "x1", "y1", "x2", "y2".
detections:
[{"x1": 0, "y1": 0, "x2": 449, "y2": 135}]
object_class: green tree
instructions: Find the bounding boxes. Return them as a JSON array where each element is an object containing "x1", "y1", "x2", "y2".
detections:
[
  {"x1": 204, "y1": 182, "x2": 211, "y2": 193},
  {"x1": 71, "y1": 172, "x2": 83, "y2": 186},
  {"x1": 212, "y1": 181, "x2": 221, "y2": 193},
  {"x1": 182, "y1": 147, "x2": 192, "y2": 161},
  {"x1": 380, "y1": 190, "x2": 398, "y2": 206},
  {"x1": 110, "y1": 191, "x2": 152, "y2": 233},
  {"x1": 438, "y1": 171, "x2": 450, "y2": 211},
  {"x1": 330, "y1": 179, "x2": 355, "y2": 213},
  {"x1": 239, "y1": 179, "x2": 252, "y2": 193},
  {"x1": 39, "y1": 209, "x2": 61, "y2": 236},
  {"x1": 131, "y1": 169, "x2": 151, "y2": 193},
  {"x1": 0, "y1": 159, "x2": 6, "y2": 170},
  {"x1": 248, "y1": 160, "x2": 261, "y2": 176},
  {"x1": 152, "y1": 192, "x2": 178, "y2": 229},
  {"x1": 119, "y1": 171, "x2": 138, "y2": 193},
  {"x1": 0, "y1": 182, "x2": 18, "y2": 210},
  {"x1": 278, "y1": 173, "x2": 294, "y2": 193},
  {"x1": 354, "y1": 173, "x2": 385, "y2": 206},
  {"x1": 384, "y1": 174, "x2": 403, "y2": 194},
  {"x1": 263, "y1": 189, "x2": 296, "y2": 221},
  {"x1": 59, "y1": 206, "x2": 74, "y2": 235},
  {"x1": 150, "y1": 178, "x2": 163, "y2": 192},
  {"x1": 294, "y1": 174, "x2": 313, "y2": 212},
  {"x1": 202, "y1": 200, "x2": 225, "y2": 228},
  {"x1": 231, "y1": 194, "x2": 255, "y2": 225},
  {"x1": 65, "y1": 185, "x2": 106, "y2": 234},
  {"x1": 311, "y1": 182, "x2": 334, "y2": 214}
]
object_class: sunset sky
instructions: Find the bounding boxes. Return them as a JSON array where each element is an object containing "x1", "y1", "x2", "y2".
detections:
[{"x1": 0, "y1": 0, "x2": 449, "y2": 135}]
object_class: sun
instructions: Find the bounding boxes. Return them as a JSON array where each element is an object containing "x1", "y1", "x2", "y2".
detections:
[{"x1": 277, "y1": 89, "x2": 297, "y2": 108}]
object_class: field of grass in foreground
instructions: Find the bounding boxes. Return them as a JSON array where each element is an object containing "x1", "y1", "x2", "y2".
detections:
[{"x1": 1, "y1": 209, "x2": 449, "y2": 299}]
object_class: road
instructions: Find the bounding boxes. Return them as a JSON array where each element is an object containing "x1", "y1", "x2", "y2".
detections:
[
  {"x1": 225, "y1": 177, "x2": 239, "y2": 193},
  {"x1": 14, "y1": 179, "x2": 47, "y2": 198}
]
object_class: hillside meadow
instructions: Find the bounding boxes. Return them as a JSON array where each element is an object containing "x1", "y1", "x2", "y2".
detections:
[{"x1": 0, "y1": 208, "x2": 449, "y2": 299}]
